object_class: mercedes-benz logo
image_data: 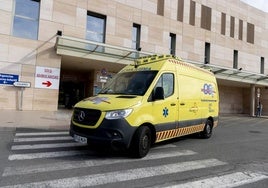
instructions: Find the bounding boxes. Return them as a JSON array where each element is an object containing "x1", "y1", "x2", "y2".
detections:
[{"x1": 78, "y1": 111, "x2": 85, "y2": 122}]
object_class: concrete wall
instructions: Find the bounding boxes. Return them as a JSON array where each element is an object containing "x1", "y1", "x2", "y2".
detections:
[
  {"x1": 219, "y1": 86, "x2": 244, "y2": 114},
  {"x1": 219, "y1": 85, "x2": 268, "y2": 115},
  {"x1": 0, "y1": 37, "x2": 61, "y2": 110},
  {"x1": 258, "y1": 87, "x2": 268, "y2": 115}
]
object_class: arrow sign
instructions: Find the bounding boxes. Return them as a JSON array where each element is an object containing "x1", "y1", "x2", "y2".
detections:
[
  {"x1": 35, "y1": 67, "x2": 60, "y2": 89},
  {"x1": 42, "y1": 81, "x2": 52, "y2": 87}
]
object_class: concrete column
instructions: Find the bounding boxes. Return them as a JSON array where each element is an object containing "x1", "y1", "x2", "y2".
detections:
[{"x1": 250, "y1": 84, "x2": 256, "y2": 116}]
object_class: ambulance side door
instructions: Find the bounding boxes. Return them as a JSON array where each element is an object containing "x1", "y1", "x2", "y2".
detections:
[{"x1": 151, "y1": 72, "x2": 178, "y2": 130}]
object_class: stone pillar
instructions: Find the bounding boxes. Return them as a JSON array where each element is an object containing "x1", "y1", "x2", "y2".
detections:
[{"x1": 250, "y1": 84, "x2": 255, "y2": 116}]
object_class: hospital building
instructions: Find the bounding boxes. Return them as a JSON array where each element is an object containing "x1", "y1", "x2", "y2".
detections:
[{"x1": 0, "y1": 0, "x2": 268, "y2": 116}]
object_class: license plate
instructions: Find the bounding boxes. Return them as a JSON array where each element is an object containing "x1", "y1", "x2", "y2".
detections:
[{"x1": 74, "y1": 134, "x2": 87, "y2": 144}]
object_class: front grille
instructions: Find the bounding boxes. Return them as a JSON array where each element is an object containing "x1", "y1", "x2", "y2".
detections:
[{"x1": 73, "y1": 108, "x2": 101, "y2": 126}]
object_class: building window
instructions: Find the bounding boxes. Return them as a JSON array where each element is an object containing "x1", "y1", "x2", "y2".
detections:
[
  {"x1": 221, "y1": 13, "x2": 226, "y2": 35},
  {"x1": 132, "y1": 24, "x2": 141, "y2": 50},
  {"x1": 169, "y1": 33, "x2": 176, "y2": 56},
  {"x1": 177, "y1": 0, "x2": 184, "y2": 22},
  {"x1": 189, "y1": 0, "x2": 196, "y2": 26},
  {"x1": 261, "y1": 57, "x2": 264, "y2": 74},
  {"x1": 230, "y1": 16, "x2": 235, "y2": 38},
  {"x1": 247, "y1": 23, "x2": 254, "y2": 44},
  {"x1": 157, "y1": 0, "x2": 164, "y2": 16},
  {"x1": 86, "y1": 12, "x2": 106, "y2": 43},
  {"x1": 233, "y1": 50, "x2": 238, "y2": 69},
  {"x1": 12, "y1": 0, "x2": 40, "y2": 40},
  {"x1": 239, "y1": 19, "x2": 243, "y2": 40},
  {"x1": 201, "y1": 5, "x2": 211, "y2": 31},
  {"x1": 204, "y1": 42, "x2": 210, "y2": 64}
]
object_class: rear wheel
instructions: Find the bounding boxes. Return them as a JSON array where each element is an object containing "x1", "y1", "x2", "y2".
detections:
[
  {"x1": 200, "y1": 119, "x2": 213, "y2": 139},
  {"x1": 130, "y1": 126, "x2": 151, "y2": 158}
]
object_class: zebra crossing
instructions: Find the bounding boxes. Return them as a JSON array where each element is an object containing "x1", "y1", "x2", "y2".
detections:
[{"x1": 1, "y1": 130, "x2": 267, "y2": 188}]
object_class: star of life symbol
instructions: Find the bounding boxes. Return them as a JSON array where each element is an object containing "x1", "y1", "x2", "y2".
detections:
[{"x1": 163, "y1": 107, "x2": 169, "y2": 117}]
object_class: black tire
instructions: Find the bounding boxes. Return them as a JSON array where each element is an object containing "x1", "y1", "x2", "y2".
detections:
[
  {"x1": 130, "y1": 126, "x2": 151, "y2": 158},
  {"x1": 200, "y1": 119, "x2": 213, "y2": 139}
]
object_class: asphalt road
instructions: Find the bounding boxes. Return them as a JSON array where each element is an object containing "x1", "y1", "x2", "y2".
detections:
[{"x1": 0, "y1": 115, "x2": 267, "y2": 187}]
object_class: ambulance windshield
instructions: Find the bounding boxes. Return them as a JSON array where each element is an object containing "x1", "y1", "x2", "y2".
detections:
[{"x1": 99, "y1": 71, "x2": 158, "y2": 95}]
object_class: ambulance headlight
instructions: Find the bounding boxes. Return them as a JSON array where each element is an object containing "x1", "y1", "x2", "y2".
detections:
[{"x1": 105, "y1": 109, "x2": 132, "y2": 119}]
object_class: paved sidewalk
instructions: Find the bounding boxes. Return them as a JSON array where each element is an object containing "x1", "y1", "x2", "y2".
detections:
[{"x1": 0, "y1": 109, "x2": 73, "y2": 130}]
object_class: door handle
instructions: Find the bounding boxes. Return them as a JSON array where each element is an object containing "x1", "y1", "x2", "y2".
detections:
[
  {"x1": 170, "y1": 103, "x2": 176, "y2": 106},
  {"x1": 180, "y1": 103, "x2": 185, "y2": 106}
]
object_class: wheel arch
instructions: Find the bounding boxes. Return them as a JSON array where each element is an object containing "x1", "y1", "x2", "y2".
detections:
[
  {"x1": 207, "y1": 116, "x2": 214, "y2": 126},
  {"x1": 134, "y1": 123, "x2": 156, "y2": 146}
]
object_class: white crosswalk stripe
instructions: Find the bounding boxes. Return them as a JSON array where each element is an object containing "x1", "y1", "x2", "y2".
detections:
[
  {"x1": 3, "y1": 150, "x2": 197, "y2": 176},
  {"x1": 15, "y1": 131, "x2": 69, "y2": 136},
  {"x1": 157, "y1": 171, "x2": 268, "y2": 188},
  {"x1": 1, "y1": 159, "x2": 226, "y2": 188},
  {"x1": 8, "y1": 150, "x2": 91, "y2": 161},
  {"x1": 11, "y1": 142, "x2": 86, "y2": 150},
  {"x1": 14, "y1": 136, "x2": 73, "y2": 142},
  {"x1": 1, "y1": 130, "x2": 267, "y2": 188}
]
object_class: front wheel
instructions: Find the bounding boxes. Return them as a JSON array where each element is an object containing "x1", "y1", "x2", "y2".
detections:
[
  {"x1": 130, "y1": 126, "x2": 152, "y2": 158},
  {"x1": 200, "y1": 119, "x2": 213, "y2": 139}
]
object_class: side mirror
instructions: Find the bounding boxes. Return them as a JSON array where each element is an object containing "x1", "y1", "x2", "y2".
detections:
[{"x1": 153, "y1": 87, "x2": 165, "y2": 100}]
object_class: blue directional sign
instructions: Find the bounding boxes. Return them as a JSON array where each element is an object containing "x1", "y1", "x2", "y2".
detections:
[{"x1": 0, "y1": 73, "x2": 19, "y2": 85}]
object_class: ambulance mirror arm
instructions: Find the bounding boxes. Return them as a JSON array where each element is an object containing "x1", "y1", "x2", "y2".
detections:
[{"x1": 153, "y1": 87, "x2": 165, "y2": 100}]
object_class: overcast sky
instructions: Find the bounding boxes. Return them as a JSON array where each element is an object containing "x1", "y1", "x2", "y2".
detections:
[{"x1": 241, "y1": 0, "x2": 268, "y2": 12}]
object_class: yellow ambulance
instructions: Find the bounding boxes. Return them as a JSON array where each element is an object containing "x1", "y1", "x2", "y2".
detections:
[{"x1": 70, "y1": 55, "x2": 219, "y2": 158}]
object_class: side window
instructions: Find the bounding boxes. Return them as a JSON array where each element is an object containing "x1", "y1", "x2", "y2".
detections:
[{"x1": 155, "y1": 73, "x2": 174, "y2": 98}]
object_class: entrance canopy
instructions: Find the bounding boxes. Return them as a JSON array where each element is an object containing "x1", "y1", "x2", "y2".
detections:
[
  {"x1": 187, "y1": 60, "x2": 268, "y2": 86},
  {"x1": 55, "y1": 35, "x2": 153, "y2": 66},
  {"x1": 55, "y1": 35, "x2": 268, "y2": 86}
]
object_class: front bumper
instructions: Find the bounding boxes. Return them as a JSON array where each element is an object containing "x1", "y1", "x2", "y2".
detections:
[{"x1": 70, "y1": 118, "x2": 137, "y2": 149}]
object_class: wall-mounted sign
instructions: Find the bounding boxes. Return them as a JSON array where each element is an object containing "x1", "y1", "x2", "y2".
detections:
[
  {"x1": 99, "y1": 76, "x2": 108, "y2": 83},
  {"x1": 13, "y1": 81, "x2": 31, "y2": 88},
  {"x1": 0, "y1": 73, "x2": 19, "y2": 86},
  {"x1": 35, "y1": 66, "x2": 60, "y2": 89}
]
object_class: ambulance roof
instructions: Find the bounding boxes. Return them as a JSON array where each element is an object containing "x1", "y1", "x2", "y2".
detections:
[
  {"x1": 134, "y1": 54, "x2": 180, "y2": 66},
  {"x1": 132, "y1": 55, "x2": 213, "y2": 76}
]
